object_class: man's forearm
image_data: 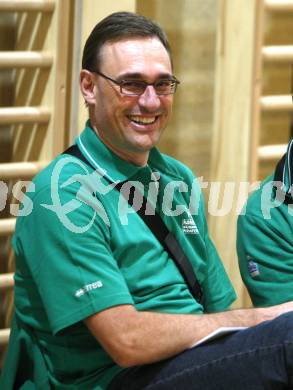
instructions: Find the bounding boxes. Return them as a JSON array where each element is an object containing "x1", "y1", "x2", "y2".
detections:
[{"x1": 85, "y1": 301, "x2": 293, "y2": 367}]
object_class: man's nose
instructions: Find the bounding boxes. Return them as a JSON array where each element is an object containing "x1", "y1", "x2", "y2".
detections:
[{"x1": 138, "y1": 85, "x2": 161, "y2": 110}]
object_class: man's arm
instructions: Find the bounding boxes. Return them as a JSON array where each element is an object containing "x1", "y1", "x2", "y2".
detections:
[{"x1": 84, "y1": 302, "x2": 293, "y2": 367}]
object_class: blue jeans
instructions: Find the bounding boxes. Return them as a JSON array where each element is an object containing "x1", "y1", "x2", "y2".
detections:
[{"x1": 108, "y1": 312, "x2": 293, "y2": 389}]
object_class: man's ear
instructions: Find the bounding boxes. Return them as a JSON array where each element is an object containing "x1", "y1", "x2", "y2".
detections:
[{"x1": 80, "y1": 70, "x2": 96, "y2": 105}]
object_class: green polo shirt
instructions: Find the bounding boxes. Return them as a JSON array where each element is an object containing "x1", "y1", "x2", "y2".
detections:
[
  {"x1": 1, "y1": 122, "x2": 235, "y2": 389},
  {"x1": 237, "y1": 175, "x2": 293, "y2": 307}
]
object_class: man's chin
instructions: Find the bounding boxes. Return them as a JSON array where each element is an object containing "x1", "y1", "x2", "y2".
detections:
[
  {"x1": 131, "y1": 141, "x2": 158, "y2": 153},
  {"x1": 131, "y1": 133, "x2": 162, "y2": 151}
]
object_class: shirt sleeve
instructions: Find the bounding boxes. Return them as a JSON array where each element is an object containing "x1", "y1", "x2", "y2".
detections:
[
  {"x1": 237, "y1": 211, "x2": 293, "y2": 307},
  {"x1": 16, "y1": 176, "x2": 134, "y2": 335}
]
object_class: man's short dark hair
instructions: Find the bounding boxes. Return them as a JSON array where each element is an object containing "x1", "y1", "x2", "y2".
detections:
[{"x1": 82, "y1": 11, "x2": 172, "y2": 72}]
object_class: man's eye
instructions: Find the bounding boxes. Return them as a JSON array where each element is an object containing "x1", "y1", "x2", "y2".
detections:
[
  {"x1": 156, "y1": 80, "x2": 172, "y2": 87},
  {"x1": 122, "y1": 81, "x2": 144, "y2": 90}
]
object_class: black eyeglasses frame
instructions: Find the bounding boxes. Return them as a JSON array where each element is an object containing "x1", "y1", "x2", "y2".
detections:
[{"x1": 92, "y1": 70, "x2": 180, "y2": 96}]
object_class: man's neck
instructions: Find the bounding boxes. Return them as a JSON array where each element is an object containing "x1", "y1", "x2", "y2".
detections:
[{"x1": 92, "y1": 127, "x2": 149, "y2": 167}]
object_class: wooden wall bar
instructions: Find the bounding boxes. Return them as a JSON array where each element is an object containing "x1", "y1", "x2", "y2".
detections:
[{"x1": 0, "y1": 0, "x2": 72, "y2": 367}]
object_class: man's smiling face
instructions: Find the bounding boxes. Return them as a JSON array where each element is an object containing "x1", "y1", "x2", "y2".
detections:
[{"x1": 89, "y1": 37, "x2": 174, "y2": 166}]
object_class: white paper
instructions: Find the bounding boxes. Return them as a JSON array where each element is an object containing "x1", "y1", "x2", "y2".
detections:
[{"x1": 191, "y1": 326, "x2": 247, "y2": 348}]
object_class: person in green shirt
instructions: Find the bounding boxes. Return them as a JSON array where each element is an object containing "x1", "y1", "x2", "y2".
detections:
[
  {"x1": 237, "y1": 138, "x2": 293, "y2": 307},
  {"x1": 1, "y1": 11, "x2": 293, "y2": 390}
]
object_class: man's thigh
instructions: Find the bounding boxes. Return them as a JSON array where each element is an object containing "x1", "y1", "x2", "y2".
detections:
[{"x1": 109, "y1": 312, "x2": 293, "y2": 390}]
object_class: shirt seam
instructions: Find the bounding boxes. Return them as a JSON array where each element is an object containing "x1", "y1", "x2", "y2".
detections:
[{"x1": 52, "y1": 293, "x2": 134, "y2": 334}]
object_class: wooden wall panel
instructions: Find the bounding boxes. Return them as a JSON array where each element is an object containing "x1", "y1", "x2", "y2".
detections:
[
  {"x1": 259, "y1": 8, "x2": 293, "y2": 179},
  {"x1": 137, "y1": 0, "x2": 217, "y2": 182},
  {"x1": 209, "y1": 0, "x2": 257, "y2": 308}
]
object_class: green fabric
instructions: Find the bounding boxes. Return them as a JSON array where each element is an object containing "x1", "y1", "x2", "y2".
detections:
[
  {"x1": 0, "y1": 316, "x2": 50, "y2": 389},
  {"x1": 237, "y1": 175, "x2": 293, "y2": 307},
  {"x1": 1, "y1": 122, "x2": 236, "y2": 389}
]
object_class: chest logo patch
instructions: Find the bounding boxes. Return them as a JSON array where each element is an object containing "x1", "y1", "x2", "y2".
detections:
[
  {"x1": 75, "y1": 280, "x2": 103, "y2": 298},
  {"x1": 247, "y1": 258, "x2": 260, "y2": 278},
  {"x1": 182, "y1": 217, "x2": 199, "y2": 235}
]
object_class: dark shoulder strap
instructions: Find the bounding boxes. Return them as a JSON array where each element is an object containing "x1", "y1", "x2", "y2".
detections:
[
  {"x1": 64, "y1": 144, "x2": 87, "y2": 163},
  {"x1": 273, "y1": 153, "x2": 286, "y2": 183},
  {"x1": 63, "y1": 145, "x2": 204, "y2": 305},
  {"x1": 273, "y1": 153, "x2": 293, "y2": 205}
]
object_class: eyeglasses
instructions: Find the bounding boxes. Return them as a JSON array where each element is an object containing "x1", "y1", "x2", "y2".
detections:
[{"x1": 93, "y1": 70, "x2": 180, "y2": 96}]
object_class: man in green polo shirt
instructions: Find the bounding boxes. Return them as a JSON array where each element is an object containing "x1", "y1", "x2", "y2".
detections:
[
  {"x1": 2, "y1": 11, "x2": 293, "y2": 390},
  {"x1": 237, "y1": 138, "x2": 293, "y2": 307}
]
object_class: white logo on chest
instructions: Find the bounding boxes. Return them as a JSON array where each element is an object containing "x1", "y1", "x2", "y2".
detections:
[{"x1": 182, "y1": 217, "x2": 199, "y2": 235}]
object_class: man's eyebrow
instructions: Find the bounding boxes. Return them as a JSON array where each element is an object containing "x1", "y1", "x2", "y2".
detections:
[{"x1": 117, "y1": 72, "x2": 174, "y2": 80}]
